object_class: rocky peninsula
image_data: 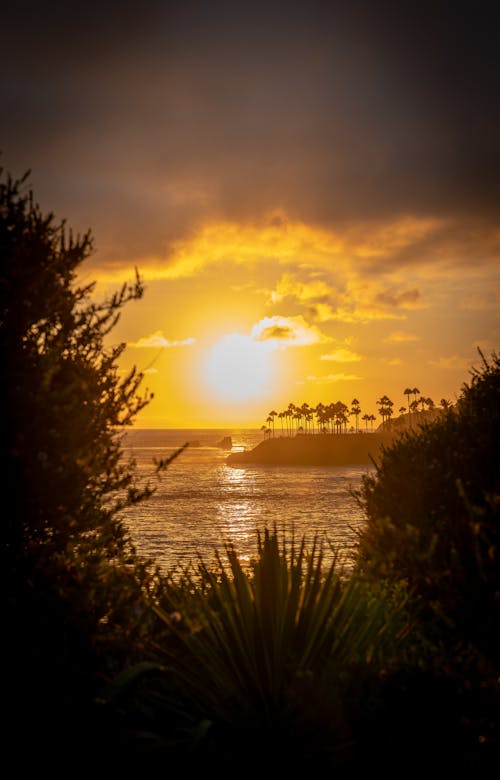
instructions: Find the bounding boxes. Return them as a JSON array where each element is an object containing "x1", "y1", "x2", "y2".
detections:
[{"x1": 227, "y1": 431, "x2": 396, "y2": 466}]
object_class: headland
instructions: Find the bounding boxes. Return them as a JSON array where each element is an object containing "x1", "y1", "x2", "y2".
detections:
[{"x1": 226, "y1": 431, "x2": 396, "y2": 466}]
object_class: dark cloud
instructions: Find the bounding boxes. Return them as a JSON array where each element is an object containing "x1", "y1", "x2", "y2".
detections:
[
  {"x1": 255, "y1": 325, "x2": 294, "y2": 342},
  {"x1": 375, "y1": 289, "x2": 421, "y2": 308},
  {"x1": 2, "y1": 1, "x2": 499, "y2": 267}
]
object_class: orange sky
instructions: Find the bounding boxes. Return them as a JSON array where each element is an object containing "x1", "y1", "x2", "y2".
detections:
[
  {"x1": 2, "y1": 2, "x2": 499, "y2": 427},
  {"x1": 97, "y1": 211, "x2": 498, "y2": 427}
]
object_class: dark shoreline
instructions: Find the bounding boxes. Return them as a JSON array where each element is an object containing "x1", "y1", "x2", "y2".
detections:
[{"x1": 227, "y1": 431, "x2": 395, "y2": 466}]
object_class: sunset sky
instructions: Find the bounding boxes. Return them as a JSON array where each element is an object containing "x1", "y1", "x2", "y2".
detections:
[{"x1": 2, "y1": 1, "x2": 499, "y2": 427}]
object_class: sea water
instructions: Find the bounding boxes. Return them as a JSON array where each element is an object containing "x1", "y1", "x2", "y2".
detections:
[{"x1": 119, "y1": 429, "x2": 374, "y2": 574}]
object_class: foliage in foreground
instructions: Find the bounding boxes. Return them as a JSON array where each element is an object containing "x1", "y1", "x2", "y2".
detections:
[
  {"x1": 1, "y1": 167, "x2": 164, "y2": 763},
  {"x1": 4, "y1": 164, "x2": 499, "y2": 771},
  {"x1": 103, "y1": 527, "x2": 414, "y2": 770},
  {"x1": 355, "y1": 350, "x2": 500, "y2": 760}
]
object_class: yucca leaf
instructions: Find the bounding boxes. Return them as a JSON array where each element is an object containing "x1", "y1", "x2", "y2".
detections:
[{"x1": 147, "y1": 526, "x2": 409, "y2": 730}]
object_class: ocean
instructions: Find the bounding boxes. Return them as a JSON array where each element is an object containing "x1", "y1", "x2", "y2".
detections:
[{"x1": 119, "y1": 428, "x2": 375, "y2": 575}]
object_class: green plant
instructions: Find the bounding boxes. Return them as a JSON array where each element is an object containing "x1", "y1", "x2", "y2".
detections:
[
  {"x1": 121, "y1": 527, "x2": 409, "y2": 769},
  {"x1": 0, "y1": 167, "x2": 173, "y2": 767},
  {"x1": 356, "y1": 352, "x2": 500, "y2": 648},
  {"x1": 354, "y1": 351, "x2": 500, "y2": 766}
]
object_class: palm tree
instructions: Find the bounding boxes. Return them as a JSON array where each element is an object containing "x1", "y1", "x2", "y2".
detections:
[
  {"x1": 440, "y1": 398, "x2": 452, "y2": 410},
  {"x1": 350, "y1": 398, "x2": 361, "y2": 432},
  {"x1": 362, "y1": 413, "x2": 371, "y2": 430},
  {"x1": 268, "y1": 410, "x2": 277, "y2": 437},
  {"x1": 300, "y1": 403, "x2": 311, "y2": 433},
  {"x1": 368, "y1": 413, "x2": 376, "y2": 430},
  {"x1": 376, "y1": 395, "x2": 394, "y2": 429},
  {"x1": 403, "y1": 387, "x2": 413, "y2": 428},
  {"x1": 314, "y1": 402, "x2": 325, "y2": 433},
  {"x1": 403, "y1": 387, "x2": 413, "y2": 414},
  {"x1": 336, "y1": 408, "x2": 349, "y2": 433},
  {"x1": 341, "y1": 402, "x2": 350, "y2": 432},
  {"x1": 316, "y1": 404, "x2": 328, "y2": 433},
  {"x1": 326, "y1": 403, "x2": 336, "y2": 433},
  {"x1": 331, "y1": 401, "x2": 348, "y2": 433}
]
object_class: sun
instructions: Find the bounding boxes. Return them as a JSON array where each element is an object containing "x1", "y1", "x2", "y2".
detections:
[{"x1": 204, "y1": 334, "x2": 273, "y2": 401}]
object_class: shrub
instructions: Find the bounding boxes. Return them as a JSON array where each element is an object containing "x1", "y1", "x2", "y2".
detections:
[
  {"x1": 108, "y1": 527, "x2": 410, "y2": 771},
  {"x1": 355, "y1": 351, "x2": 500, "y2": 764},
  {"x1": 1, "y1": 167, "x2": 163, "y2": 765},
  {"x1": 356, "y1": 352, "x2": 500, "y2": 651}
]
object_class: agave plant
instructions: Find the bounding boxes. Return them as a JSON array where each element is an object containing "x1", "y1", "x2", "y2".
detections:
[{"x1": 137, "y1": 526, "x2": 409, "y2": 764}]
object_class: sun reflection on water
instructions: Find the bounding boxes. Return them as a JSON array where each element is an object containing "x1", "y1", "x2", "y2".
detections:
[
  {"x1": 214, "y1": 466, "x2": 265, "y2": 559},
  {"x1": 120, "y1": 432, "x2": 372, "y2": 576}
]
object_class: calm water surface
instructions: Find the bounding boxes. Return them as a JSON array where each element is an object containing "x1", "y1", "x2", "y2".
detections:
[{"x1": 120, "y1": 429, "x2": 374, "y2": 574}]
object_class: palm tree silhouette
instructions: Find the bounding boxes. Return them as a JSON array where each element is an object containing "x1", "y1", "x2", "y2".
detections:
[
  {"x1": 409, "y1": 399, "x2": 419, "y2": 414},
  {"x1": 315, "y1": 403, "x2": 327, "y2": 433},
  {"x1": 376, "y1": 395, "x2": 394, "y2": 429},
  {"x1": 350, "y1": 398, "x2": 361, "y2": 432},
  {"x1": 263, "y1": 388, "x2": 451, "y2": 440},
  {"x1": 268, "y1": 410, "x2": 277, "y2": 437},
  {"x1": 403, "y1": 387, "x2": 413, "y2": 427},
  {"x1": 300, "y1": 403, "x2": 311, "y2": 433},
  {"x1": 403, "y1": 387, "x2": 413, "y2": 413}
]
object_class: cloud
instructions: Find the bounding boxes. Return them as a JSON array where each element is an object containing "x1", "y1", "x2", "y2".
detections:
[
  {"x1": 429, "y1": 355, "x2": 471, "y2": 369},
  {"x1": 384, "y1": 331, "x2": 420, "y2": 343},
  {"x1": 375, "y1": 288, "x2": 421, "y2": 308},
  {"x1": 266, "y1": 268, "x2": 428, "y2": 325},
  {"x1": 306, "y1": 298, "x2": 408, "y2": 325},
  {"x1": 128, "y1": 331, "x2": 195, "y2": 348},
  {"x1": 2, "y1": 1, "x2": 500, "y2": 292},
  {"x1": 251, "y1": 315, "x2": 331, "y2": 348},
  {"x1": 307, "y1": 302, "x2": 338, "y2": 323},
  {"x1": 149, "y1": 217, "x2": 346, "y2": 282},
  {"x1": 460, "y1": 289, "x2": 500, "y2": 310},
  {"x1": 302, "y1": 373, "x2": 363, "y2": 385},
  {"x1": 320, "y1": 348, "x2": 363, "y2": 363},
  {"x1": 270, "y1": 273, "x2": 333, "y2": 304}
]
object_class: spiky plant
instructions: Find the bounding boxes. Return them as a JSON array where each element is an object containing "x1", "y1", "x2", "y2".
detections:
[{"x1": 122, "y1": 527, "x2": 409, "y2": 767}]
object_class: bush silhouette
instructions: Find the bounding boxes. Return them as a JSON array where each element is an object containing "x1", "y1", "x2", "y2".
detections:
[
  {"x1": 1, "y1": 168, "x2": 159, "y2": 766},
  {"x1": 355, "y1": 350, "x2": 500, "y2": 764}
]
